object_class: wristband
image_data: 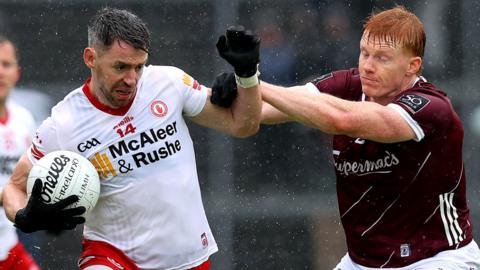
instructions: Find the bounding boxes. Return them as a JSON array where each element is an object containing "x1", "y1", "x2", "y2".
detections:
[{"x1": 235, "y1": 67, "x2": 260, "y2": 88}]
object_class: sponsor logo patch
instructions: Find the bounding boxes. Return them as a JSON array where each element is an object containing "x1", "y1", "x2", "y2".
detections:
[
  {"x1": 201, "y1": 232, "x2": 209, "y2": 248},
  {"x1": 182, "y1": 73, "x2": 202, "y2": 91},
  {"x1": 397, "y1": 94, "x2": 430, "y2": 114},
  {"x1": 77, "y1": 138, "x2": 101, "y2": 152},
  {"x1": 334, "y1": 151, "x2": 400, "y2": 176},
  {"x1": 113, "y1": 115, "x2": 134, "y2": 130},
  {"x1": 400, "y1": 244, "x2": 411, "y2": 257},
  {"x1": 91, "y1": 152, "x2": 118, "y2": 179},
  {"x1": 92, "y1": 121, "x2": 182, "y2": 179}
]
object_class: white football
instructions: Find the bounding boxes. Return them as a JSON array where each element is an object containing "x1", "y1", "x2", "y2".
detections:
[{"x1": 27, "y1": 150, "x2": 100, "y2": 217}]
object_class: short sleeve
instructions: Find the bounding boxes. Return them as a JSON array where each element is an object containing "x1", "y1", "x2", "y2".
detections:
[
  {"x1": 164, "y1": 67, "x2": 208, "y2": 117},
  {"x1": 388, "y1": 91, "x2": 452, "y2": 141},
  {"x1": 27, "y1": 117, "x2": 61, "y2": 164}
]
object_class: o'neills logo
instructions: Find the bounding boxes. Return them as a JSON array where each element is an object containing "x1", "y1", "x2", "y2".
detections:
[
  {"x1": 334, "y1": 151, "x2": 399, "y2": 176},
  {"x1": 39, "y1": 154, "x2": 74, "y2": 203}
]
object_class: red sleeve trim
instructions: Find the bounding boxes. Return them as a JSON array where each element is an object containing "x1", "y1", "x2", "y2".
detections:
[{"x1": 31, "y1": 145, "x2": 44, "y2": 160}]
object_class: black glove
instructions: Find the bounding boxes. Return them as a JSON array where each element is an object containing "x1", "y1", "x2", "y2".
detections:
[
  {"x1": 15, "y1": 179, "x2": 86, "y2": 233},
  {"x1": 211, "y1": 72, "x2": 237, "y2": 108},
  {"x1": 216, "y1": 25, "x2": 260, "y2": 77}
]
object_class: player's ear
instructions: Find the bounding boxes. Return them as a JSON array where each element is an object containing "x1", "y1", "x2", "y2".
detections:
[
  {"x1": 13, "y1": 65, "x2": 20, "y2": 84},
  {"x1": 407, "y1": 56, "x2": 422, "y2": 75},
  {"x1": 83, "y1": 47, "x2": 96, "y2": 69}
]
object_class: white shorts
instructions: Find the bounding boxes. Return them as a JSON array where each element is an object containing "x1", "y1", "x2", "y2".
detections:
[{"x1": 334, "y1": 240, "x2": 480, "y2": 270}]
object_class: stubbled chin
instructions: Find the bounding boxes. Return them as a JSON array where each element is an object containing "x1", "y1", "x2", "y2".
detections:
[{"x1": 115, "y1": 96, "x2": 134, "y2": 107}]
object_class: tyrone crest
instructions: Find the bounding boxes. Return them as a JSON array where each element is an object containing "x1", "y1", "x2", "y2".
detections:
[{"x1": 150, "y1": 100, "x2": 168, "y2": 117}]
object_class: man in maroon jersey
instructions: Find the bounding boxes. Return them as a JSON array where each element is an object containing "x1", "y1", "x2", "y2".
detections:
[{"x1": 211, "y1": 5, "x2": 480, "y2": 269}]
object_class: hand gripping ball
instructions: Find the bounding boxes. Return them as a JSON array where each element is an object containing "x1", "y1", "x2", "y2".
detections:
[{"x1": 27, "y1": 150, "x2": 100, "y2": 217}]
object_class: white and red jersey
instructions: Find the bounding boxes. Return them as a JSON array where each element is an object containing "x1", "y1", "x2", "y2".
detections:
[
  {"x1": 27, "y1": 65, "x2": 218, "y2": 270},
  {"x1": 307, "y1": 69, "x2": 474, "y2": 268},
  {"x1": 0, "y1": 102, "x2": 35, "y2": 260}
]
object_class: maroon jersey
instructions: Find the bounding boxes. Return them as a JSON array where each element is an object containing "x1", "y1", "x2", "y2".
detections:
[{"x1": 309, "y1": 69, "x2": 473, "y2": 267}]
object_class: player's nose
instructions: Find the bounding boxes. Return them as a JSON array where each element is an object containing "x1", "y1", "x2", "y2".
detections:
[
  {"x1": 122, "y1": 69, "x2": 136, "y2": 87},
  {"x1": 362, "y1": 57, "x2": 375, "y2": 73}
]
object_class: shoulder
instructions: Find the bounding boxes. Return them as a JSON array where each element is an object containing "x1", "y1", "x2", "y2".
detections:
[
  {"x1": 7, "y1": 101, "x2": 35, "y2": 128},
  {"x1": 8, "y1": 101, "x2": 33, "y2": 119},
  {"x1": 141, "y1": 65, "x2": 186, "y2": 82},
  {"x1": 308, "y1": 68, "x2": 362, "y2": 100},
  {"x1": 394, "y1": 81, "x2": 452, "y2": 115},
  {"x1": 49, "y1": 86, "x2": 87, "y2": 124},
  {"x1": 391, "y1": 80, "x2": 458, "y2": 137},
  {"x1": 140, "y1": 65, "x2": 202, "y2": 93}
]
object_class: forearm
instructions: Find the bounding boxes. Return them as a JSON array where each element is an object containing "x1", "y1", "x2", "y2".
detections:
[
  {"x1": 3, "y1": 182, "x2": 27, "y2": 222},
  {"x1": 260, "y1": 82, "x2": 351, "y2": 134},
  {"x1": 261, "y1": 101, "x2": 292, "y2": 125},
  {"x1": 3, "y1": 153, "x2": 31, "y2": 222},
  {"x1": 229, "y1": 84, "x2": 262, "y2": 137}
]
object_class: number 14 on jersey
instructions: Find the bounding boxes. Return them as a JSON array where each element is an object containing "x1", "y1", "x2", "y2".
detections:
[{"x1": 116, "y1": 123, "x2": 137, "y2": 138}]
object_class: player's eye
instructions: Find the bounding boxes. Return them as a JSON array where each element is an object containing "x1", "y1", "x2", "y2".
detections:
[
  {"x1": 135, "y1": 65, "x2": 144, "y2": 71},
  {"x1": 1, "y1": 61, "x2": 14, "y2": 69},
  {"x1": 376, "y1": 55, "x2": 390, "y2": 63},
  {"x1": 114, "y1": 65, "x2": 126, "y2": 71}
]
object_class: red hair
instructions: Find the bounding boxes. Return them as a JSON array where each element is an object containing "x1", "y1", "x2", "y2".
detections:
[{"x1": 363, "y1": 5, "x2": 426, "y2": 57}]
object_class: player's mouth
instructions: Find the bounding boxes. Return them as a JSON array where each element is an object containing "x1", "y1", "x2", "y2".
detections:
[
  {"x1": 360, "y1": 76, "x2": 379, "y2": 86},
  {"x1": 114, "y1": 89, "x2": 134, "y2": 100}
]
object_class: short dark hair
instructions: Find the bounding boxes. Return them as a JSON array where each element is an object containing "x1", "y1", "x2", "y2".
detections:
[
  {"x1": 0, "y1": 35, "x2": 19, "y2": 62},
  {"x1": 88, "y1": 7, "x2": 151, "y2": 53}
]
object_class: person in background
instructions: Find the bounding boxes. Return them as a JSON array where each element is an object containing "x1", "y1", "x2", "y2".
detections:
[{"x1": 0, "y1": 36, "x2": 40, "y2": 270}]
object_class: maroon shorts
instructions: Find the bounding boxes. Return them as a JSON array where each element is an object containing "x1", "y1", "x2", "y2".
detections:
[
  {"x1": 0, "y1": 241, "x2": 40, "y2": 270},
  {"x1": 78, "y1": 239, "x2": 211, "y2": 270}
]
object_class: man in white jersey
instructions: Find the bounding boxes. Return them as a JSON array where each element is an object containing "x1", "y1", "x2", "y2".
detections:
[
  {"x1": 0, "y1": 36, "x2": 40, "y2": 270},
  {"x1": 2, "y1": 8, "x2": 261, "y2": 270}
]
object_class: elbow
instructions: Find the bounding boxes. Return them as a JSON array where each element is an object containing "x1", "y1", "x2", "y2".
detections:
[
  {"x1": 327, "y1": 112, "x2": 357, "y2": 135},
  {"x1": 230, "y1": 121, "x2": 260, "y2": 138}
]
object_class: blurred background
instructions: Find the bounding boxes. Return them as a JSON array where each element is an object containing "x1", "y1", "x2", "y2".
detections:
[{"x1": 1, "y1": 0, "x2": 480, "y2": 269}]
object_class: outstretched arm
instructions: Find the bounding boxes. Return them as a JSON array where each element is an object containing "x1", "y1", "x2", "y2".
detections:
[
  {"x1": 261, "y1": 101, "x2": 292, "y2": 124},
  {"x1": 260, "y1": 81, "x2": 416, "y2": 143}
]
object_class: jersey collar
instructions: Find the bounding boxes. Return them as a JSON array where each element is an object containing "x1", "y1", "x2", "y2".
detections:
[
  {"x1": 82, "y1": 77, "x2": 134, "y2": 116},
  {"x1": 0, "y1": 108, "x2": 8, "y2": 125}
]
